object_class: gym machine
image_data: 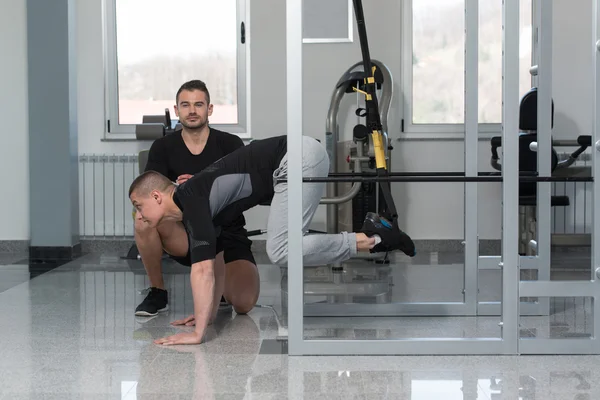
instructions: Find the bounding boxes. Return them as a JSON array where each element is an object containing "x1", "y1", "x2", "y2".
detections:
[
  {"x1": 281, "y1": 59, "x2": 396, "y2": 307},
  {"x1": 134, "y1": 108, "x2": 180, "y2": 141},
  {"x1": 481, "y1": 64, "x2": 593, "y2": 318},
  {"x1": 324, "y1": 59, "x2": 394, "y2": 235},
  {"x1": 488, "y1": 70, "x2": 592, "y2": 256},
  {"x1": 281, "y1": 1, "x2": 408, "y2": 309}
]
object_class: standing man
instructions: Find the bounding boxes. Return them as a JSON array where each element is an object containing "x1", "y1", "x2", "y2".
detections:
[{"x1": 134, "y1": 80, "x2": 259, "y2": 317}]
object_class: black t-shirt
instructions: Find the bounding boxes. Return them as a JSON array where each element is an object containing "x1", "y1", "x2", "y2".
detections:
[
  {"x1": 144, "y1": 127, "x2": 244, "y2": 181},
  {"x1": 144, "y1": 127, "x2": 248, "y2": 231},
  {"x1": 173, "y1": 135, "x2": 288, "y2": 264}
]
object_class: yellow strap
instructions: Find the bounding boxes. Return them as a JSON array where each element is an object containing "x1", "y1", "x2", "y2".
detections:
[
  {"x1": 352, "y1": 86, "x2": 372, "y2": 101},
  {"x1": 371, "y1": 131, "x2": 387, "y2": 170}
]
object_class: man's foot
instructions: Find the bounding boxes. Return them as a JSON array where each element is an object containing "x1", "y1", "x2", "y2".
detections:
[
  {"x1": 135, "y1": 287, "x2": 169, "y2": 316},
  {"x1": 360, "y1": 212, "x2": 416, "y2": 257}
]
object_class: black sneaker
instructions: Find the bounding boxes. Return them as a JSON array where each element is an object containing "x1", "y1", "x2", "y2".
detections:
[
  {"x1": 219, "y1": 295, "x2": 233, "y2": 313},
  {"x1": 135, "y1": 287, "x2": 169, "y2": 316},
  {"x1": 360, "y1": 212, "x2": 416, "y2": 257}
]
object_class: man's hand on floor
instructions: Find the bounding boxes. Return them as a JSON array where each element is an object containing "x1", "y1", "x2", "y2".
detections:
[
  {"x1": 154, "y1": 331, "x2": 203, "y2": 346},
  {"x1": 171, "y1": 314, "x2": 196, "y2": 326}
]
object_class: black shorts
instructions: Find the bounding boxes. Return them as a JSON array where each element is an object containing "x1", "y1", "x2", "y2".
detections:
[{"x1": 169, "y1": 222, "x2": 256, "y2": 267}]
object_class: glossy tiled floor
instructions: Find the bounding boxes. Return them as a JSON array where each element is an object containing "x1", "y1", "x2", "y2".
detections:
[{"x1": 1, "y1": 249, "x2": 600, "y2": 399}]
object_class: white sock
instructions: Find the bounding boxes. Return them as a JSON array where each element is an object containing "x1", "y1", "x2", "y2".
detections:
[{"x1": 373, "y1": 234, "x2": 382, "y2": 245}]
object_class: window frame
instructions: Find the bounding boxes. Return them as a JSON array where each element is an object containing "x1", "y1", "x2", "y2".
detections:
[
  {"x1": 102, "y1": 0, "x2": 251, "y2": 139},
  {"x1": 400, "y1": 0, "x2": 536, "y2": 138}
]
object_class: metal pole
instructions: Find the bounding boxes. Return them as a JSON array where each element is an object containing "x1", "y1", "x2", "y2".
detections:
[
  {"x1": 103, "y1": 156, "x2": 106, "y2": 236},
  {"x1": 592, "y1": 0, "x2": 600, "y2": 353},
  {"x1": 326, "y1": 171, "x2": 536, "y2": 177},
  {"x1": 502, "y1": 0, "x2": 520, "y2": 354},
  {"x1": 122, "y1": 157, "x2": 126, "y2": 237},
  {"x1": 464, "y1": 0, "x2": 479, "y2": 314},
  {"x1": 283, "y1": 176, "x2": 593, "y2": 183},
  {"x1": 286, "y1": 0, "x2": 304, "y2": 356},
  {"x1": 113, "y1": 155, "x2": 116, "y2": 238},
  {"x1": 325, "y1": 80, "x2": 342, "y2": 232},
  {"x1": 93, "y1": 157, "x2": 96, "y2": 237},
  {"x1": 536, "y1": 0, "x2": 553, "y2": 302},
  {"x1": 82, "y1": 159, "x2": 86, "y2": 237}
]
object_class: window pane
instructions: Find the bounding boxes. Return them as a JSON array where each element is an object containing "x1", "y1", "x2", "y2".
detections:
[
  {"x1": 115, "y1": 0, "x2": 238, "y2": 125},
  {"x1": 519, "y1": 0, "x2": 534, "y2": 100},
  {"x1": 412, "y1": 0, "x2": 533, "y2": 125},
  {"x1": 412, "y1": 0, "x2": 465, "y2": 124},
  {"x1": 479, "y1": 0, "x2": 533, "y2": 124}
]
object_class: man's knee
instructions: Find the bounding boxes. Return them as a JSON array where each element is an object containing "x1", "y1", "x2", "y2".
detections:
[
  {"x1": 266, "y1": 239, "x2": 288, "y2": 265},
  {"x1": 223, "y1": 259, "x2": 260, "y2": 314},
  {"x1": 232, "y1": 298, "x2": 256, "y2": 315},
  {"x1": 227, "y1": 281, "x2": 259, "y2": 315}
]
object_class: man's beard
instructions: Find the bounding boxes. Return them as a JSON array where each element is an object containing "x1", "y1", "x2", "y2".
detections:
[{"x1": 180, "y1": 117, "x2": 207, "y2": 131}]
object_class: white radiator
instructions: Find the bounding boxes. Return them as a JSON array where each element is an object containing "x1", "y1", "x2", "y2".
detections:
[
  {"x1": 552, "y1": 151, "x2": 592, "y2": 235},
  {"x1": 79, "y1": 154, "x2": 139, "y2": 238},
  {"x1": 77, "y1": 152, "x2": 592, "y2": 239}
]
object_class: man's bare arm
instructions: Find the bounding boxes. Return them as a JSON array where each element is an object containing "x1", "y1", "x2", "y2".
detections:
[
  {"x1": 154, "y1": 259, "x2": 216, "y2": 346},
  {"x1": 190, "y1": 259, "x2": 216, "y2": 338}
]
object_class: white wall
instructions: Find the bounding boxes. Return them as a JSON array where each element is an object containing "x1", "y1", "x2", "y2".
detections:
[
  {"x1": 77, "y1": 0, "x2": 145, "y2": 156},
  {"x1": 0, "y1": 0, "x2": 29, "y2": 241},
  {"x1": 0, "y1": 0, "x2": 593, "y2": 241}
]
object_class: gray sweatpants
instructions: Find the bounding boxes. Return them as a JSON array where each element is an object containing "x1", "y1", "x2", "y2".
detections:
[{"x1": 266, "y1": 136, "x2": 358, "y2": 266}]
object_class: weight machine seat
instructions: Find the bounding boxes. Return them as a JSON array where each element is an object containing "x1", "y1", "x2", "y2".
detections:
[
  {"x1": 519, "y1": 87, "x2": 554, "y2": 131},
  {"x1": 138, "y1": 149, "x2": 149, "y2": 173},
  {"x1": 518, "y1": 195, "x2": 570, "y2": 207}
]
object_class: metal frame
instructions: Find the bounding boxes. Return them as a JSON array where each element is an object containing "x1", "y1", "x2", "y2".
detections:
[
  {"x1": 499, "y1": 0, "x2": 522, "y2": 355},
  {"x1": 517, "y1": 0, "x2": 600, "y2": 356},
  {"x1": 473, "y1": 0, "x2": 555, "y2": 322},
  {"x1": 464, "y1": 0, "x2": 479, "y2": 318},
  {"x1": 289, "y1": 0, "x2": 543, "y2": 321},
  {"x1": 533, "y1": 0, "x2": 552, "y2": 318},
  {"x1": 286, "y1": 0, "x2": 520, "y2": 355},
  {"x1": 298, "y1": 254, "x2": 551, "y2": 318},
  {"x1": 102, "y1": 0, "x2": 250, "y2": 138},
  {"x1": 286, "y1": 0, "x2": 600, "y2": 357},
  {"x1": 286, "y1": 0, "x2": 305, "y2": 353},
  {"x1": 594, "y1": 0, "x2": 600, "y2": 351}
]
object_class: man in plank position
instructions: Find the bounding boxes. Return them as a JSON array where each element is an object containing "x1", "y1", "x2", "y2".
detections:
[{"x1": 129, "y1": 135, "x2": 416, "y2": 345}]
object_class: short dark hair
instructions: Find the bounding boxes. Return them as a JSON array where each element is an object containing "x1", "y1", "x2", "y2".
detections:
[
  {"x1": 129, "y1": 170, "x2": 174, "y2": 198},
  {"x1": 176, "y1": 80, "x2": 211, "y2": 105}
]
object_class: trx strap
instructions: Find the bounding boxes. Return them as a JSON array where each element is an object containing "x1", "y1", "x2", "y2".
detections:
[{"x1": 352, "y1": 0, "x2": 399, "y2": 225}]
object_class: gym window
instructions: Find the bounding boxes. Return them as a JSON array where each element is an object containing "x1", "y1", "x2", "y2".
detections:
[
  {"x1": 103, "y1": 0, "x2": 249, "y2": 138},
  {"x1": 401, "y1": 0, "x2": 535, "y2": 136}
]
